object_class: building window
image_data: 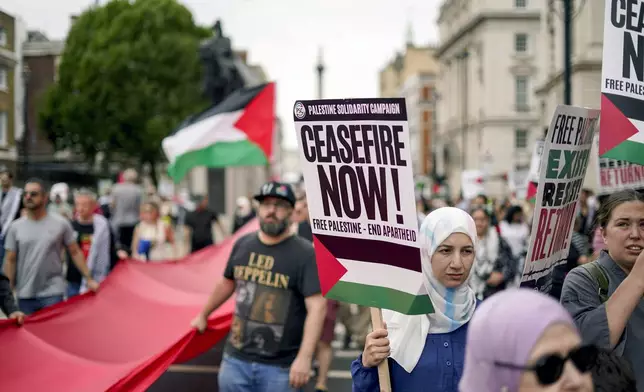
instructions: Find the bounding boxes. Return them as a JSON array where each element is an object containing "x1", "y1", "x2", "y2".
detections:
[
  {"x1": 515, "y1": 163, "x2": 531, "y2": 173},
  {"x1": 0, "y1": 67, "x2": 6, "y2": 90},
  {"x1": 0, "y1": 112, "x2": 7, "y2": 146},
  {"x1": 515, "y1": 129, "x2": 529, "y2": 149},
  {"x1": 515, "y1": 0, "x2": 527, "y2": 8},
  {"x1": 515, "y1": 33, "x2": 528, "y2": 53},
  {"x1": 0, "y1": 26, "x2": 5, "y2": 46},
  {"x1": 515, "y1": 76, "x2": 529, "y2": 111},
  {"x1": 421, "y1": 86, "x2": 430, "y2": 101},
  {"x1": 423, "y1": 110, "x2": 430, "y2": 123}
]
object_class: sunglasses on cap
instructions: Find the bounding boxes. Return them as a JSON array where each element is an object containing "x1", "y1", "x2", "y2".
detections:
[{"x1": 494, "y1": 344, "x2": 598, "y2": 386}]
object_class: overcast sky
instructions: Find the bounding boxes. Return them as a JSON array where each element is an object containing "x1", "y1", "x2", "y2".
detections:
[{"x1": 3, "y1": 0, "x2": 440, "y2": 149}]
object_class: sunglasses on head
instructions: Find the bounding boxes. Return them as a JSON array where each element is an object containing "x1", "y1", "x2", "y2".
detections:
[{"x1": 494, "y1": 344, "x2": 598, "y2": 386}]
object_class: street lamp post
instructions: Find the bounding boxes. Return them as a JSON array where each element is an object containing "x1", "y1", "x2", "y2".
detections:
[
  {"x1": 456, "y1": 49, "x2": 469, "y2": 170},
  {"x1": 563, "y1": 0, "x2": 573, "y2": 105},
  {"x1": 316, "y1": 47, "x2": 325, "y2": 100},
  {"x1": 22, "y1": 65, "x2": 31, "y2": 180},
  {"x1": 430, "y1": 90, "x2": 440, "y2": 175}
]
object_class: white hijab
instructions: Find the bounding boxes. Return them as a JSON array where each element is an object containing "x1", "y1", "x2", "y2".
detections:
[{"x1": 383, "y1": 207, "x2": 478, "y2": 373}]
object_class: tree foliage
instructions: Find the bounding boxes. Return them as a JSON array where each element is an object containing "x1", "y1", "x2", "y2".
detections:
[{"x1": 39, "y1": 0, "x2": 211, "y2": 168}]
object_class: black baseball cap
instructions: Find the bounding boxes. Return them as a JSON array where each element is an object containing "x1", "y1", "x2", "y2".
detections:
[{"x1": 253, "y1": 181, "x2": 296, "y2": 207}]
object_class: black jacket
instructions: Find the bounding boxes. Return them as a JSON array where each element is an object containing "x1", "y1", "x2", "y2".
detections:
[{"x1": 0, "y1": 273, "x2": 18, "y2": 315}]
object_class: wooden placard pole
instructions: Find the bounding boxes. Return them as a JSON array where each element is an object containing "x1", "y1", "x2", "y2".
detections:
[{"x1": 370, "y1": 307, "x2": 392, "y2": 392}]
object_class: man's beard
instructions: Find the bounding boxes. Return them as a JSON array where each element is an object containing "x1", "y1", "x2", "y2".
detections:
[
  {"x1": 259, "y1": 216, "x2": 290, "y2": 237},
  {"x1": 25, "y1": 201, "x2": 42, "y2": 210}
]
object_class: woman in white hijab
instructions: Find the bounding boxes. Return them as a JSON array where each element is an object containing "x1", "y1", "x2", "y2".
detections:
[{"x1": 351, "y1": 207, "x2": 479, "y2": 392}]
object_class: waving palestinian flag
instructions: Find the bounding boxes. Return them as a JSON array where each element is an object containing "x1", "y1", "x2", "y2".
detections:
[{"x1": 162, "y1": 82, "x2": 275, "y2": 182}]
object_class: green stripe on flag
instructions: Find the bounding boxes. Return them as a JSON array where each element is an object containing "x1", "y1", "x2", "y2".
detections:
[
  {"x1": 602, "y1": 140, "x2": 644, "y2": 166},
  {"x1": 167, "y1": 140, "x2": 268, "y2": 182},
  {"x1": 326, "y1": 281, "x2": 434, "y2": 315}
]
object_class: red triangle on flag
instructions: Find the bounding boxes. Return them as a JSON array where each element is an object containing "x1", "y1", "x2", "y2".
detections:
[
  {"x1": 526, "y1": 181, "x2": 538, "y2": 201},
  {"x1": 234, "y1": 82, "x2": 276, "y2": 159},
  {"x1": 313, "y1": 235, "x2": 348, "y2": 296},
  {"x1": 599, "y1": 94, "x2": 639, "y2": 155}
]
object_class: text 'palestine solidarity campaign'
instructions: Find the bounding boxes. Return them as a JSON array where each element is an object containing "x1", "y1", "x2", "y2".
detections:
[{"x1": 296, "y1": 100, "x2": 416, "y2": 242}]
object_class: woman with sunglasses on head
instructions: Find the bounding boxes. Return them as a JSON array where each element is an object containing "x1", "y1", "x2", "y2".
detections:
[
  {"x1": 460, "y1": 288, "x2": 595, "y2": 392},
  {"x1": 560, "y1": 190, "x2": 644, "y2": 390},
  {"x1": 351, "y1": 207, "x2": 480, "y2": 392}
]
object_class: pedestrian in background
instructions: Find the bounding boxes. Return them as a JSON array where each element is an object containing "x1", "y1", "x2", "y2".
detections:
[
  {"x1": 111, "y1": 168, "x2": 143, "y2": 253},
  {"x1": 3, "y1": 179, "x2": 98, "y2": 315},
  {"x1": 66, "y1": 189, "x2": 117, "y2": 298},
  {"x1": 231, "y1": 196, "x2": 255, "y2": 234},
  {"x1": 48, "y1": 192, "x2": 73, "y2": 220},
  {"x1": 0, "y1": 168, "x2": 22, "y2": 269},
  {"x1": 184, "y1": 195, "x2": 224, "y2": 253},
  {"x1": 131, "y1": 201, "x2": 175, "y2": 261}
]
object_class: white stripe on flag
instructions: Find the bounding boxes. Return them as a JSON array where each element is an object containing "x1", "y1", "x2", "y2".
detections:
[
  {"x1": 628, "y1": 119, "x2": 644, "y2": 143},
  {"x1": 338, "y1": 258, "x2": 426, "y2": 297},
  {"x1": 162, "y1": 111, "x2": 245, "y2": 162}
]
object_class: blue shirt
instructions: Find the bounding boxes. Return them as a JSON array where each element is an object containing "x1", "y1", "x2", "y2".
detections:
[{"x1": 351, "y1": 323, "x2": 469, "y2": 392}]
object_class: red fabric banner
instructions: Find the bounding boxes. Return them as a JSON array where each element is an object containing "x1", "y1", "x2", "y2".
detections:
[{"x1": 0, "y1": 220, "x2": 258, "y2": 392}]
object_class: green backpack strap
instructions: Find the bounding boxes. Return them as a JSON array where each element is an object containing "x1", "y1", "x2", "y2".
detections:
[{"x1": 580, "y1": 261, "x2": 609, "y2": 303}]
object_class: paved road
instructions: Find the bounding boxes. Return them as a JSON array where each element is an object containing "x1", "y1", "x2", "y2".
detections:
[{"x1": 149, "y1": 337, "x2": 358, "y2": 392}]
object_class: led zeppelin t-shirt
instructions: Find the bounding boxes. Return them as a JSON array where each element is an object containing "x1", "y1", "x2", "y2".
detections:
[{"x1": 223, "y1": 233, "x2": 320, "y2": 367}]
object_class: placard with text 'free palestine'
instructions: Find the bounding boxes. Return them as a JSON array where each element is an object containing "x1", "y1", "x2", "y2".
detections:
[{"x1": 293, "y1": 98, "x2": 431, "y2": 315}]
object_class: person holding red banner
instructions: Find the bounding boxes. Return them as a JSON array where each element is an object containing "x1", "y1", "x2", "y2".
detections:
[
  {"x1": 191, "y1": 181, "x2": 326, "y2": 392},
  {"x1": 351, "y1": 207, "x2": 479, "y2": 392}
]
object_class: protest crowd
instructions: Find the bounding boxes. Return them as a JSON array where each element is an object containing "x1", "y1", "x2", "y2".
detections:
[
  {"x1": 1, "y1": 158, "x2": 643, "y2": 392},
  {"x1": 4, "y1": 1, "x2": 644, "y2": 391}
]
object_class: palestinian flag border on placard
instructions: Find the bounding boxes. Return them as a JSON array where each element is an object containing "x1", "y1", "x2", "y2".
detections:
[
  {"x1": 600, "y1": 93, "x2": 644, "y2": 166},
  {"x1": 162, "y1": 82, "x2": 275, "y2": 182},
  {"x1": 526, "y1": 181, "x2": 538, "y2": 203},
  {"x1": 313, "y1": 234, "x2": 434, "y2": 315}
]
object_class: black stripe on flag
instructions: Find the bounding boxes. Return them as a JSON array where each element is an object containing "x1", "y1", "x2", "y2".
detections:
[
  {"x1": 603, "y1": 93, "x2": 644, "y2": 123},
  {"x1": 169, "y1": 83, "x2": 270, "y2": 136},
  {"x1": 315, "y1": 233, "x2": 422, "y2": 272}
]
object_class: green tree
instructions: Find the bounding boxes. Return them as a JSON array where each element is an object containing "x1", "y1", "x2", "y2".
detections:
[{"x1": 40, "y1": 0, "x2": 211, "y2": 181}]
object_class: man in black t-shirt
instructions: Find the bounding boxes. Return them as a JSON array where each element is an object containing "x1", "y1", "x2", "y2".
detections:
[
  {"x1": 191, "y1": 181, "x2": 326, "y2": 391},
  {"x1": 184, "y1": 195, "x2": 223, "y2": 252}
]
